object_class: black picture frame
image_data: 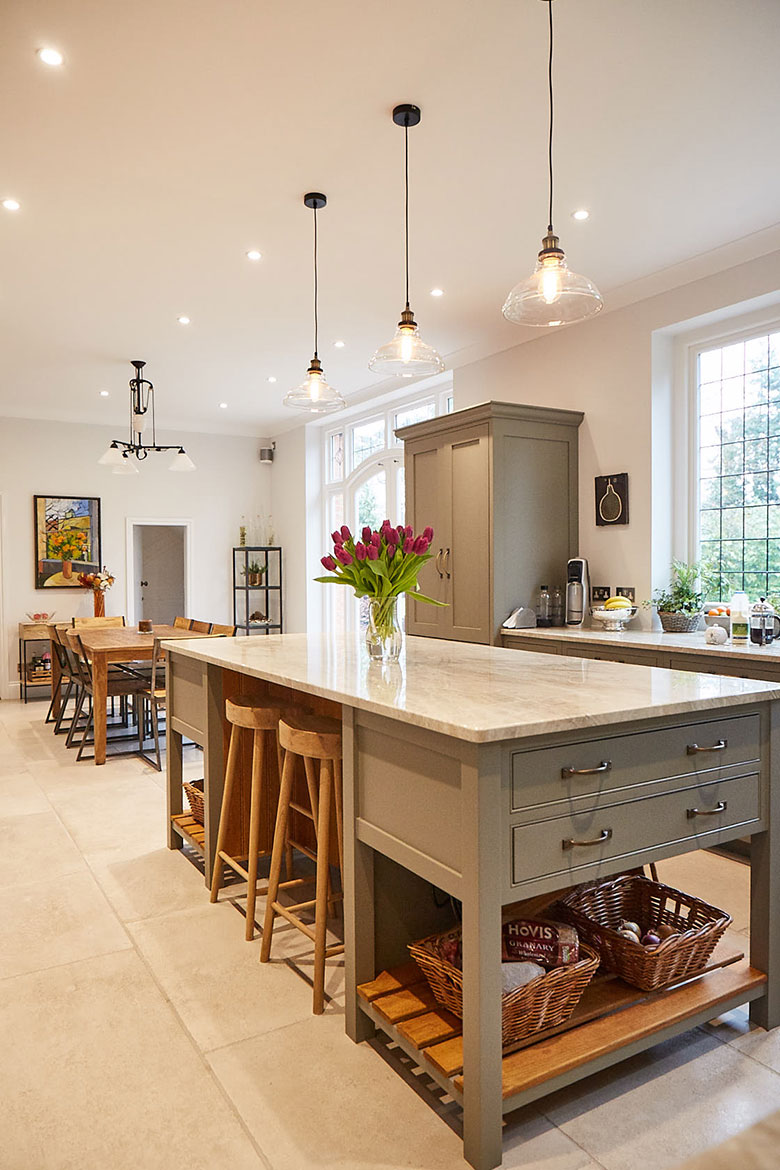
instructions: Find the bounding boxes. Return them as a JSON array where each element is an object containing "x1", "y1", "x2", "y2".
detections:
[
  {"x1": 595, "y1": 473, "x2": 629, "y2": 526},
  {"x1": 34, "y1": 494, "x2": 102, "y2": 589}
]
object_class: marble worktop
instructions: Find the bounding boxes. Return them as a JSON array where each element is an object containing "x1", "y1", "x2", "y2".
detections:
[
  {"x1": 501, "y1": 624, "x2": 780, "y2": 663},
  {"x1": 163, "y1": 632, "x2": 780, "y2": 743}
]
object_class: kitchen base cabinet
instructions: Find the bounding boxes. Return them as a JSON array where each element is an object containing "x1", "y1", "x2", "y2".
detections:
[{"x1": 397, "y1": 401, "x2": 583, "y2": 645}]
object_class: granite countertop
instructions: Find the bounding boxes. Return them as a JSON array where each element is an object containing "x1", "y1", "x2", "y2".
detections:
[
  {"x1": 162, "y1": 633, "x2": 780, "y2": 744},
  {"x1": 501, "y1": 624, "x2": 780, "y2": 663}
]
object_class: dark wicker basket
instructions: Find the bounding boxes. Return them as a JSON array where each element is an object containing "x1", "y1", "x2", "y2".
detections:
[
  {"x1": 557, "y1": 874, "x2": 731, "y2": 991},
  {"x1": 408, "y1": 926, "x2": 599, "y2": 1046},
  {"x1": 658, "y1": 611, "x2": 702, "y2": 633},
  {"x1": 183, "y1": 778, "x2": 205, "y2": 825}
]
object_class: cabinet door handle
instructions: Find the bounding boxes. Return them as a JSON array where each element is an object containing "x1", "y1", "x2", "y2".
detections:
[
  {"x1": 687, "y1": 800, "x2": 727, "y2": 818},
  {"x1": 562, "y1": 828, "x2": 612, "y2": 851},
  {"x1": 686, "y1": 739, "x2": 727, "y2": 754},
  {"x1": 444, "y1": 548, "x2": 451, "y2": 578},
  {"x1": 435, "y1": 549, "x2": 444, "y2": 578},
  {"x1": 561, "y1": 760, "x2": 612, "y2": 778}
]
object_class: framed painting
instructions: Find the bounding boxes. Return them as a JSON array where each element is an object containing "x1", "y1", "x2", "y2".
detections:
[{"x1": 34, "y1": 495, "x2": 101, "y2": 589}]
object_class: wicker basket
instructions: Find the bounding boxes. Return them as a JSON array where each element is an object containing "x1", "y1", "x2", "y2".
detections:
[
  {"x1": 557, "y1": 874, "x2": 731, "y2": 991},
  {"x1": 183, "y1": 778, "x2": 205, "y2": 825},
  {"x1": 658, "y1": 611, "x2": 702, "y2": 633},
  {"x1": 408, "y1": 927, "x2": 600, "y2": 1046}
]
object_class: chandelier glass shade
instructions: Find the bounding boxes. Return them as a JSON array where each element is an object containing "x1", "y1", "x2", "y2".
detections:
[{"x1": 97, "y1": 360, "x2": 195, "y2": 473}]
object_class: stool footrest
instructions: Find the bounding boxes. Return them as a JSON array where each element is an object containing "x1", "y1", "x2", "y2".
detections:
[
  {"x1": 287, "y1": 838, "x2": 317, "y2": 865},
  {"x1": 325, "y1": 943, "x2": 345, "y2": 958},
  {"x1": 289, "y1": 800, "x2": 315, "y2": 821},
  {"x1": 271, "y1": 902, "x2": 318, "y2": 942},
  {"x1": 216, "y1": 852, "x2": 271, "y2": 886}
]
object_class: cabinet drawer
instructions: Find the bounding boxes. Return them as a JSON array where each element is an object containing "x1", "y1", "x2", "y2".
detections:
[
  {"x1": 511, "y1": 771, "x2": 760, "y2": 886},
  {"x1": 510, "y1": 713, "x2": 760, "y2": 814}
]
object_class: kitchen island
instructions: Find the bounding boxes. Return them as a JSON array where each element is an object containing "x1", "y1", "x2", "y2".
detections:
[{"x1": 163, "y1": 632, "x2": 780, "y2": 1170}]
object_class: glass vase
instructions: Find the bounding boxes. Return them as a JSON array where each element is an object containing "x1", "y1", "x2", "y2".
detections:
[
  {"x1": 366, "y1": 596, "x2": 403, "y2": 663},
  {"x1": 93, "y1": 590, "x2": 105, "y2": 617}
]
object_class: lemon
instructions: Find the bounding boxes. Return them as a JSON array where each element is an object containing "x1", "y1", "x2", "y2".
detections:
[{"x1": 604, "y1": 596, "x2": 633, "y2": 610}]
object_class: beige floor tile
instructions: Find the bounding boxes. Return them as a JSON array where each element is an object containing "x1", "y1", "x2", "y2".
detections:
[
  {"x1": 209, "y1": 1013, "x2": 599, "y2": 1170},
  {"x1": 52, "y1": 775, "x2": 167, "y2": 864},
  {"x1": 33, "y1": 755, "x2": 155, "y2": 797},
  {"x1": 91, "y1": 846, "x2": 210, "y2": 922},
  {"x1": 0, "y1": 868, "x2": 131, "y2": 979},
  {"x1": 128, "y1": 900, "x2": 319, "y2": 1051},
  {"x1": 0, "y1": 949, "x2": 266, "y2": 1170},
  {"x1": 656, "y1": 850, "x2": 750, "y2": 932},
  {"x1": 729, "y1": 1020, "x2": 780, "y2": 1073},
  {"x1": 0, "y1": 809, "x2": 85, "y2": 889},
  {"x1": 0, "y1": 770, "x2": 50, "y2": 816},
  {"x1": 543, "y1": 1028, "x2": 780, "y2": 1170}
]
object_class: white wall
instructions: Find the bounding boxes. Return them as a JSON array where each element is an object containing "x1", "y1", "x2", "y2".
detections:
[{"x1": 0, "y1": 417, "x2": 271, "y2": 697}]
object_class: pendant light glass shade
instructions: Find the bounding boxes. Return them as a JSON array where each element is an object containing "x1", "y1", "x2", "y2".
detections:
[
  {"x1": 502, "y1": 238, "x2": 603, "y2": 327},
  {"x1": 169, "y1": 448, "x2": 196, "y2": 472},
  {"x1": 502, "y1": 2, "x2": 602, "y2": 329},
  {"x1": 369, "y1": 314, "x2": 445, "y2": 378},
  {"x1": 283, "y1": 193, "x2": 345, "y2": 414},
  {"x1": 132, "y1": 409, "x2": 149, "y2": 434},
  {"x1": 369, "y1": 105, "x2": 443, "y2": 379},
  {"x1": 98, "y1": 442, "x2": 126, "y2": 466},
  {"x1": 112, "y1": 453, "x2": 139, "y2": 475}
]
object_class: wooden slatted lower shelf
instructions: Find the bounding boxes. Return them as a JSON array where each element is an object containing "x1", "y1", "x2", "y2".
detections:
[
  {"x1": 358, "y1": 935, "x2": 765, "y2": 1110},
  {"x1": 170, "y1": 812, "x2": 205, "y2": 853}
]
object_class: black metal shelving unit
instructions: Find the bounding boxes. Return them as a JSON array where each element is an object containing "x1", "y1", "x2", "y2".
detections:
[{"x1": 232, "y1": 546, "x2": 283, "y2": 635}]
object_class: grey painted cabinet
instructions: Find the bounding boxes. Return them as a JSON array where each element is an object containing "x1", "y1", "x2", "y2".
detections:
[{"x1": 397, "y1": 401, "x2": 583, "y2": 644}]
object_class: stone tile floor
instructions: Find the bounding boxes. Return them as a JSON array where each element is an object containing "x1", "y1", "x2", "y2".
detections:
[{"x1": 0, "y1": 696, "x2": 773, "y2": 1169}]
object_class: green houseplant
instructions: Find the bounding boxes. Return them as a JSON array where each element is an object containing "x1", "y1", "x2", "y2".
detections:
[
  {"x1": 650, "y1": 560, "x2": 703, "y2": 633},
  {"x1": 243, "y1": 561, "x2": 266, "y2": 587}
]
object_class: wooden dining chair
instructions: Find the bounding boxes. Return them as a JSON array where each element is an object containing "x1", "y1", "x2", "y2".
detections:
[
  {"x1": 72, "y1": 616, "x2": 126, "y2": 628},
  {"x1": 189, "y1": 619, "x2": 212, "y2": 633},
  {"x1": 46, "y1": 626, "x2": 79, "y2": 735},
  {"x1": 210, "y1": 623, "x2": 237, "y2": 636},
  {"x1": 137, "y1": 638, "x2": 167, "y2": 771},
  {"x1": 67, "y1": 635, "x2": 146, "y2": 761},
  {"x1": 173, "y1": 616, "x2": 191, "y2": 629}
]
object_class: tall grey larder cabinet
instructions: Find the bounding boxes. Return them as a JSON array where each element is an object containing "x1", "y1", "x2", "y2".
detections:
[{"x1": 395, "y1": 400, "x2": 583, "y2": 644}]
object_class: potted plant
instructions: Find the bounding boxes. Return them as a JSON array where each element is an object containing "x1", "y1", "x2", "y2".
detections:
[
  {"x1": 243, "y1": 561, "x2": 266, "y2": 587},
  {"x1": 315, "y1": 521, "x2": 445, "y2": 662},
  {"x1": 649, "y1": 560, "x2": 703, "y2": 633}
]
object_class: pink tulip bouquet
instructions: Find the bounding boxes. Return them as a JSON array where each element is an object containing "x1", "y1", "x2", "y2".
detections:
[{"x1": 316, "y1": 521, "x2": 445, "y2": 659}]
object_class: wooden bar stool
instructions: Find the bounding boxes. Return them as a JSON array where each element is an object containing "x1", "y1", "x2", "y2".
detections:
[
  {"x1": 210, "y1": 696, "x2": 297, "y2": 940},
  {"x1": 260, "y1": 712, "x2": 344, "y2": 1014}
]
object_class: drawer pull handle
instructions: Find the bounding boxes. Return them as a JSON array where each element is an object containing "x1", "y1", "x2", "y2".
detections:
[
  {"x1": 561, "y1": 760, "x2": 612, "y2": 778},
  {"x1": 687, "y1": 739, "x2": 727, "y2": 754},
  {"x1": 687, "y1": 800, "x2": 727, "y2": 818},
  {"x1": 562, "y1": 828, "x2": 613, "y2": 850}
]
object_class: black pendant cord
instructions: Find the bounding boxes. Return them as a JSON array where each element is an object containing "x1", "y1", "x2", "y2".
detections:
[
  {"x1": 547, "y1": 0, "x2": 555, "y2": 235},
  {"x1": 313, "y1": 204, "x2": 319, "y2": 360},
  {"x1": 404, "y1": 122, "x2": 410, "y2": 310}
]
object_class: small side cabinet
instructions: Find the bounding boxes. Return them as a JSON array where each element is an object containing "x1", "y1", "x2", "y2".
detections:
[{"x1": 396, "y1": 401, "x2": 583, "y2": 644}]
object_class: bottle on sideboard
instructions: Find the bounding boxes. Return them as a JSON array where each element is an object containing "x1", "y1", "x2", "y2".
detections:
[{"x1": 536, "y1": 585, "x2": 552, "y2": 627}]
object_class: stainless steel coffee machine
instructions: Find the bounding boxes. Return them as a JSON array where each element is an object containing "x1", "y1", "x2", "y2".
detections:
[{"x1": 566, "y1": 557, "x2": 590, "y2": 626}]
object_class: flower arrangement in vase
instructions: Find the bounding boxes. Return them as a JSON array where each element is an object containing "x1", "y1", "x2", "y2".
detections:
[
  {"x1": 77, "y1": 567, "x2": 115, "y2": 617},
  {"x1": 316, "y1": 521, "x2": 444, "y2": 661}
]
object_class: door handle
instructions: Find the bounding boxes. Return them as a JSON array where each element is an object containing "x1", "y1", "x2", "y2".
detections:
[
  {"x1": 140, "y1": 580, "x2": 148, "y2": 587},
  {"x1": 686, "y1": 739, "x2": 727, "y2": 754},
  {"x1": 561, "y1": 760, "x2": 612, "y2": 778},
  {"x1": 435, "y1": 550, "x2": 444, "y2": 578},
  {"x1": 562, "y1": 828, "x2": 612, "y2": 851},
  {"x1": 687, "y1": 800, "x2": 727, "y2": 818},
  {"x1": 444, "y1": 548, "x2": 451, "y2": 578}
]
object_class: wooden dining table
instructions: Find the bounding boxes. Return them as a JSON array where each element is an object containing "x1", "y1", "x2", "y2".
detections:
[{"x1": 64, "y1": 625, "x2": 211, "y2": 765}]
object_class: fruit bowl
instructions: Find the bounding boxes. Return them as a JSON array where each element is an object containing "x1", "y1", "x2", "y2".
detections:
[
  {"x1": 26, "y1": 611, "x2": 56, "y2": 622},
  {"x1": 590, "y1": 605, "x2": 638, "y2": 631}
]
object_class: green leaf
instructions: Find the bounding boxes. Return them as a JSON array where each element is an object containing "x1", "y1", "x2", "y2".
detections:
[{"x1": 405, "y1": 589, "x2": 448, "y2": 607}]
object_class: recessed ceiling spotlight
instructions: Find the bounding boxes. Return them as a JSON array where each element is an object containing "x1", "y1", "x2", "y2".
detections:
[
  {"x1": 37, "y1": 47, "x2": 64, "y2": 66},
  {"x1": 334, "y1": 340, "x2": 345, "y2": 348},
  {"x1": 177, "y1": 315, "x2": 190, "y2": 325},
  {"x1": 430, "y1": 288, "x2": 444, "y2": 297},
  {"x1": 219, "y1": 402, "x2": 228, "y2": 409},
  {"x1": 246, "y1": 250, "x2": 262, "y2": 261},
  {"x1": 99, "y1": 390, "x2": 110, "y2": 397},
  {"x1": 2, "y1": 198, "x2": 20, "y2": 211},
  {"x1": 571, "y1": 209, "x2": 590, "y2": 221},
  {"x1": 267, "y1": 376, "x2": 277, "y2": 383}
]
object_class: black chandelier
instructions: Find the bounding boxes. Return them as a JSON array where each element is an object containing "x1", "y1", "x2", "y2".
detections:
[{"x1": 98, "y1": 360, "x2": 195, "y2": 474}]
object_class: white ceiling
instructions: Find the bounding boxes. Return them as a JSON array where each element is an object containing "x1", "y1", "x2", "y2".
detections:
[{"x1": 2, "y1": 0, "x2": 780, "y2": 437}]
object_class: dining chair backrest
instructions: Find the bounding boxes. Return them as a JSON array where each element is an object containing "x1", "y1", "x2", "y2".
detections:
[
  {"x1": 50, "y1": 626, "x2": 71, "y2": 674},
  {"x1": 209, "y1": 623, "x2": 237, "y2": 636},
  {"x1": 189, "y1": 620, "x2": 212, "y2": 633},
  {"x1": 71, "y1": 636, "x2": 94, "y2": 690},
  {"x1": 150, "y1": 637, "x2": 166, "y2": 696},
  {"x1": 72, "y1": 616, "x2": 126, "y2": 628},
  {"x1": 173, "y1": 616, "x2": 191, "y2": 630}
]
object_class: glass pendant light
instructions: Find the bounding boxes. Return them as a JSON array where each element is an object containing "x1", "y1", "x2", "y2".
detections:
[
  {"x1": 169, "y1": 448, "x2": 196, "y2": 472},
  {"x1": 502, "y1": 1, "x2": 602, "y2": 328},
  {"x1": 369, "y1": 105, "x2": 444, "y2": 378},
  {"x1": 283, "y1": 193, "x2": 345, "y2": 414}
]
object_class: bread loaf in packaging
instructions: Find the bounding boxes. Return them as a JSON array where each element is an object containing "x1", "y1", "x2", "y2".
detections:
[{"x1": 501, "y1": 918, "x2": 579, "y2": 966}]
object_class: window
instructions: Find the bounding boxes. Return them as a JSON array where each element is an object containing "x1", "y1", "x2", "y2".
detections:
[
  {"x1": 320, "y1": 386, "x2": 452, "y2": 631},
  {"x1": 696, "y1": 329, "x2": 780, "y2": 601}
]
